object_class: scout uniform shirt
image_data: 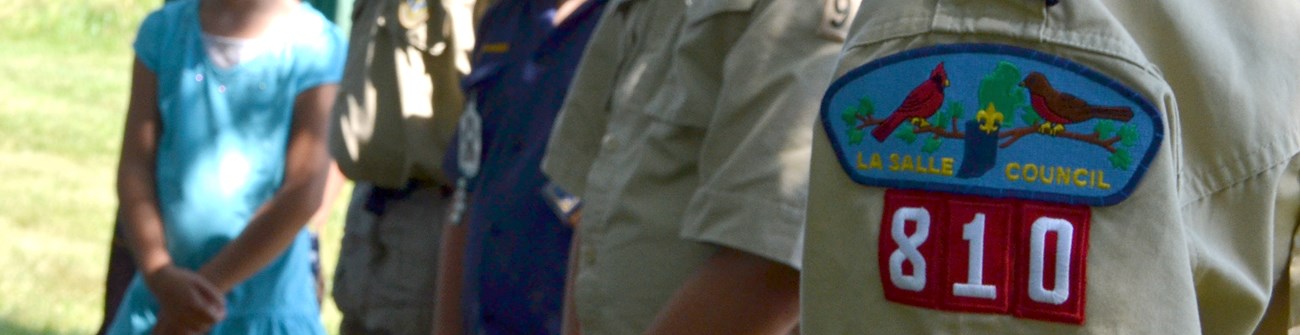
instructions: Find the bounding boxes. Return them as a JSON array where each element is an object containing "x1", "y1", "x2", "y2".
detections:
[
  {"x1": 802, "y1": 0, "x2": 1300, "y2": 333},
  {"x1": 437, "y1": 0, "x2": 606, "y2": 333},
  {"x1": 327, "y1": 1, "x2": 477, "y2": 334},
  {"x1": 330, "y1": 0, "x2": 475, "y2": 188},
  {"x1": 541, "y1": 0, "x2": 854, "y2": 333}
]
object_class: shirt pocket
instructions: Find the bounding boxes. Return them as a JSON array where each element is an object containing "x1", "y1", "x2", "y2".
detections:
[
  {"x1": 633, "y1": 0, "x2": 759, "y2": 129},
  {"x1": 605, "y1": 0, "x2": 697, "y2": 127}
]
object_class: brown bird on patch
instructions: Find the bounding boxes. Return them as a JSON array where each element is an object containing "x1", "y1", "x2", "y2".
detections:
[{"x1": 1020, "y1": 72, "x2": 1134, "y2": 135}]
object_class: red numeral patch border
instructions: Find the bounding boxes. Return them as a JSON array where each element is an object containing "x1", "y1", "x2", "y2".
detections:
[{"x1": 879, "y1": 189, "x2": 1090, "y2": 324}]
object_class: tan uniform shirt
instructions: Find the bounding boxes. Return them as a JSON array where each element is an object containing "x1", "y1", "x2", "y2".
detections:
[
  {"x1": 329, "y1": 0, "x2": 476, "y2": 187},
  {"x1": 541, "y1": 0, "x2": 852, "y2": 332},
  {"x1": 803, "y1": 0, "x2": 1300, "y2": 333}
]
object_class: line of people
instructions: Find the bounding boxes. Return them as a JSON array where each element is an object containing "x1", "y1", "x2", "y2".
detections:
[{"x1": 99, "y1": 0, "x2": 1300, "y2": 334}]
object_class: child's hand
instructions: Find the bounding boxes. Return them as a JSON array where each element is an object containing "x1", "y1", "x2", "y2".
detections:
[
  {"x1": 144, "y1": 265, "x2": 227, "y2": 332},
  {"x1": 153, "y1": 313, "x2": 206, "y2": 335}
]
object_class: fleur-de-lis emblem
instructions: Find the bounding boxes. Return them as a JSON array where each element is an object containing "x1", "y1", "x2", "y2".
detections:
[{"x1": 975, "y1": 103, "x2": 1004, "y2": 134}]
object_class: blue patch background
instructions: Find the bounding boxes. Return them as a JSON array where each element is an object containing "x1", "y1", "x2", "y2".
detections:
[{"x1": 821, "y1": 44, "x2": 1162, "y2": 206}]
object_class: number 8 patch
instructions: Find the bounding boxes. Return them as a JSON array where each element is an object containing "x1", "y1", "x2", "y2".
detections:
[{"x1": 880, "y1": 189, "x2": 1090, "y2": 324}]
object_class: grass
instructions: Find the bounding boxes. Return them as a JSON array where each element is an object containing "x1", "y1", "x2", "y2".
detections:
[{"x1": 0, "y1": 0, "x2": 347, "y2": 333}]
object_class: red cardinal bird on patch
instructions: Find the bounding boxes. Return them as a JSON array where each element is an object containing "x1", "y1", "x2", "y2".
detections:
[
  {"x1": 871, "y1": 62, "x2": 950, "y2": 142},
  {"x1": 1020, "y1": 72, "x2": 1134, "y2": 135}
]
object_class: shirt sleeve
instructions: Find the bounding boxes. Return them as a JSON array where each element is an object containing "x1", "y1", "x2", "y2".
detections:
[
  {"x1": 800, "y1": 0, "x2": 1300, "y2": 333},
  {"x1": 293, "y1": 14, "x2": 348, "y2": 95},
  {"x1": 675, "y1": 0, "x2": 845, "y2": 269},
  {"x1": 132, "y1": 8, "x2": 168, "y2": 72},
  {"x1": 539, "y1": 3, "x2": 624, "y2": 197}
]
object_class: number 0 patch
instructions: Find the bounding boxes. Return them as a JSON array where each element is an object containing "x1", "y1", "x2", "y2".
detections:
[{"x1": 881, "y1": 189, "x2": 1090, "y2": 324}]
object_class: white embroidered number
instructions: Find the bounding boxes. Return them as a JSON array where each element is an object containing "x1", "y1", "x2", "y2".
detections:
[
  {"x1": 881, "y1": 193, "x2": 1088, "y2": 323},
  {"x1": 953, "y1": 214, "x2": 997, "y2": 299},
  {"x1": 1028, "y1": 217, "x2": 1074, "y2": 305},
  {"x1": 889, "y1": 207, "x2": 930, "y2": 292}
]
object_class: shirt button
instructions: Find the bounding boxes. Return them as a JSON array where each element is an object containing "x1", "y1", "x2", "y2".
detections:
[{"x1": 600, "y1": 134, "x2": 618, "y2": 151}]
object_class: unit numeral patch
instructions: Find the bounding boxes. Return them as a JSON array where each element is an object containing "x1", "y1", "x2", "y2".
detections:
[{"x1": 880, "y1": 189, "x2": 1089, "y2": 324}]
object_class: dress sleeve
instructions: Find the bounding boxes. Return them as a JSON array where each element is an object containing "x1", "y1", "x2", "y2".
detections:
[
  {"x1": 132, "y1": 9, "x2": 168, "y2": 71},
  {"x1": 675, "y1": 0, "x2": 845, "y2": 269},
  {"x1": 294, "y1": 17, "x2": 348, "y2": 95}
]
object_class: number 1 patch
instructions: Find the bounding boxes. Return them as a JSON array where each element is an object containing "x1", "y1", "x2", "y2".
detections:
[{"x1": 880, "y1": 189, "x2": 1090, "y2": 324}]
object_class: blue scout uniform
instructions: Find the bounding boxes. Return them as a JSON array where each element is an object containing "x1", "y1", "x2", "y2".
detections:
[{"x1": 441, "y1": 1, "x2": 606, "y2": 334}]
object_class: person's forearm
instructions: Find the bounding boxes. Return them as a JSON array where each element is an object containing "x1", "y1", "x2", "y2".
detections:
[
  {"x1": 561, "y1": 232, "x2": 582, "y2": 335},
  {"x1": 119, "y1": 164, "x2": 171, "y2": 276},
  {"x1": 308, "y1": 163, "x2": 345, "y2": 233},
  {"x1": 644, "y1": 247, "x2": 801, "y2": 335},
  {"x1": 432, "y1": 216, "x2": 469, "y2": 335},
  {"x1": 120, "y1": 56, "x2": 227, "y2": 330},
  {"x1": 119, "y1": 57, "x2": 171, "y2": 278},
  {"x1": 199, "y1": 84, "x2": 336, "y2": 293},
  {"x1": 198, "y1": 173, "x2": 325, "y2": 293}
]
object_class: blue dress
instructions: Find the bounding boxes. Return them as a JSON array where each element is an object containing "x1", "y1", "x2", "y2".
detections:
[{"x1": 108, "y1": 0, "x2": 345, "y2": 333}]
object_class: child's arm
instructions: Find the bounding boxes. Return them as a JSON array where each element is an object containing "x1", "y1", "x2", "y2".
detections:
[
  {"x1": 432, "y1": 211, "x2": 469, "y2": 335},
  {"x1": 117, "y1": 57, "x2": 227, "y2": 332},
  {"x1": 560, "y1": 228, "x2": 581, "y2": 335},
  {"x1": 197, "y1": 84, "x2": 338, "y2": 293},
  {"x1": 642, "y1": 247, "x2": 800, "y2": 335},
  {"x1": 308, "y1": 163, "x2": 345, "y2": 234}
]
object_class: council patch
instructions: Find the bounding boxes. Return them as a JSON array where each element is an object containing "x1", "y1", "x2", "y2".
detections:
[{"x1": 820, "y1": 44, "x2": 1163, "y2": 206}]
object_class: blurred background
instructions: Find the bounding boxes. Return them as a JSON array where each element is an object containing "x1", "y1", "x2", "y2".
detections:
[{"x1": 0, "y1": 0, "x2": 352, "y2": 333}]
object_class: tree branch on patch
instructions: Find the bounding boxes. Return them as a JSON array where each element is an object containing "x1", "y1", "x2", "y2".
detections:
[
  {"x1": 855, "y1": 114, "x2": 884, "y2": 130},
  {"x1": 913, "y1": 117, "x2": 965, "y2": 139},
  {"x1": 998, "y1": 122, "x2": 1122, "y2": 152}
]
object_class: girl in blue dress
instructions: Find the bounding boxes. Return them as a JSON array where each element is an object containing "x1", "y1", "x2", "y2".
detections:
[{"x1": 108, "y1": 0, "x2": 344, "y2": 333}]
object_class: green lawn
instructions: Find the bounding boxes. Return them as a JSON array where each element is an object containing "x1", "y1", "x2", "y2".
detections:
[{"x1": 0, "y1": 1, "x2": 346, "y2": 333}]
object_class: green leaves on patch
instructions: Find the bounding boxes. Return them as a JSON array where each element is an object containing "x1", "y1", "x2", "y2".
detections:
[
  {"x1": 921, "y1": 137, "x2": 943, "y2": 154},
  {"x1": 895, "y1": 124, "x2": 918, "y2": 144},
  {"x1": 1019, "y1": 106, "x2": 1041, "y2": 126},
  {"x1": 848, "y1": 130, "x2": 865, "y2": 145},
  {"x1": 841, "y1": 98, "x2": 873, "y2": 124},
  {"x1": 1093, "y1": 120, "x2": 1116, "y2": 139},
  {"x1": 930, "y1": 102, "x2": 964, "y2": 130},
  {"x1": 978, "y1": 61, "x2": 1027, "y2": 123},
  {"x1": 1111, "y1": 123, "x2": 1140, "y2": 170},
  {"x1": 1096, "y1": 120, "x2": 1140, "y2": 170},
  {"x1": 1108, "y1": 149, "x2": 1133, "y2": 170},
  {"x1": 1119, "y1": 124, "x2": 1138, "y2": 148},
  {"x1": 912, "y1": 102, "x2": 964, "y2": 153},
  {"x1": 842, "y1": 98, "x2": 875, "y2": 145}
]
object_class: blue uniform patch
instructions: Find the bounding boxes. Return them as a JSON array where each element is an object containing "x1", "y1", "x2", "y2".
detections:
[{"x1": 821, "y1": 44, "x2": 1162, "y2": 206}]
